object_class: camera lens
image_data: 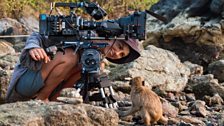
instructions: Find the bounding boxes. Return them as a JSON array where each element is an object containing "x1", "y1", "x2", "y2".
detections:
[
  {"x1": 85, "y1": 58, "x2": 96, "y2": 66},
  {"x1": 81, "y1": 49, "x2": 101, "y2": 73}
]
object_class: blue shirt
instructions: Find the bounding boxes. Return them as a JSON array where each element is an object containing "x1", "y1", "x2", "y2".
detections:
[{"x1": 6, "y1": 32, "x2": 44, "y2": 100}]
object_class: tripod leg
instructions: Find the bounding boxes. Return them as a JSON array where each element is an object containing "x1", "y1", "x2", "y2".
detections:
[
  {"x1": 108, "y1": 86, "x2": 118, "y2": 108},
  {"x1": 100, "y1": 87, "x2": 109, "y2": 108}
]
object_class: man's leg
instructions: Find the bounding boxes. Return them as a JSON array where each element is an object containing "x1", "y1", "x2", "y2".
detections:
[
  {"x1": 35, "y1": 48, "x2": 79, "y2": 101},
  {"x1": 49, "y1": 67, "x2": 82, "y2": 101}
]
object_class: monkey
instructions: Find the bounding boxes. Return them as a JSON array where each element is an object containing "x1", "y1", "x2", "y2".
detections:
[{"x1": 118, "y1": 76, "x2": 168, "y2": 125}]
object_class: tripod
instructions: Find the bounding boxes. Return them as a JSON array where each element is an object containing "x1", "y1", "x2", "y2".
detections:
[{"x1": 75, "y1": 71, "x2": 118, "y2": 108}]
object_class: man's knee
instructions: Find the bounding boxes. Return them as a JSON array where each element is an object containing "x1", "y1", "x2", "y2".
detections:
[
  {"x1": 57, "y1": 48, "x2": 79, "y2": 66},
  {"x1": 62, "y1": 53, "x2": 79, "y2": 66}
]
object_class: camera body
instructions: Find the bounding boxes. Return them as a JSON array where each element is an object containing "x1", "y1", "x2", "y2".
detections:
[{"x1": 39, "y1": 2, "x2": 146, "y2": 41}]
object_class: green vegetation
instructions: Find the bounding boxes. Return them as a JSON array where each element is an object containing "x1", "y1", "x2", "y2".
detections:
[{"x1": 0, "y1": 0, "x2": 158, "y2": 19}]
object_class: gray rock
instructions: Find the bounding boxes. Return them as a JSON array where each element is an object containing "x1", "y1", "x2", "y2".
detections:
[
  {"x1": 0, "y1": 53, "x2": 19, "y2": 103},
  {"x1": 145, "y1": 0, "x2": 224, "y2": 70},
  {"x1": 0, "y1": 40, "x2": 15, "y2": 57},
  {"x1": 149, "y1": 0, "x2": 192, "y2": 22},
  {"x1": 0, "y1": 69, "x2": 12, "y2": 104},
  {"x1": 204, "y1": 94, "x2": 224, "y2": 106},
  {"x1": 179, "y1": 116, "x2": 206, "y2": 125},
  {"x1": 185, "y1": 93, "x2": 196, "y2": 102},
  {"x1": 184, "y1": 61, "x2": 203, "y2": 77},
  {"x1": 190, "y1": 74, "x2": 224, "y2": 100},
  {"x1": 19, "y1": 16, "x2": 39, "y2": 34},
  {"x1": 110, "y1": 45, "x2": 190, "y2": 92},
  {"x1": 0, "y1": 18, "x2": 28, "y2": 43},
  {"x1": 162, "y1": 99, "x2": 179, "y2": 118},
  {"x1": 210, "y1": 0, "x2": 224, "y2": 14},
  {"x1": 208, "y1": 60, "x2": 224, "y2": 82},
  {"x1": 179, "y1": 110, "x2": 190, "y2": 116},
  {"x1": 177, "y1": 121, "x2": 194, "y2": 126},
  {"x1": 112, "y1": 81, "x2": 131, "y2": 94},
  {"x1": 189, "y1": 100, "x2": 208, "y2": 117}
]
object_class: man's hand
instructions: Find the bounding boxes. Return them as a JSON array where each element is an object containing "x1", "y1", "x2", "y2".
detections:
[{"x1": 29, "y1": 48, "x2": 51, "y2": 63}]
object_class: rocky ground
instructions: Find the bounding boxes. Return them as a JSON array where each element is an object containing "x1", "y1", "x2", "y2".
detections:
[{"x1": 1, "y1": 0, "x2": 224, "y2": 125}]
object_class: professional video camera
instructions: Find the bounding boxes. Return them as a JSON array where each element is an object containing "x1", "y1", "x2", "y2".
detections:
[
  {"x1": 39, "y1": 2, "x2": 165, "y2": 108},
  {"x1": 39, "y1": 2, "x2": 146, "y2": 42}
]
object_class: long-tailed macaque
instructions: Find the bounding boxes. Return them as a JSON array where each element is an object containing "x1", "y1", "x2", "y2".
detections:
[{"x1": 118, "y1": 77, "x2": 168, "y2": 125}]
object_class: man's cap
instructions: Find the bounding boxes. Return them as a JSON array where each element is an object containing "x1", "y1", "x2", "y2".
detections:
[{"x1": 106, "y1": 39, "x2": 140, "y2": 64}]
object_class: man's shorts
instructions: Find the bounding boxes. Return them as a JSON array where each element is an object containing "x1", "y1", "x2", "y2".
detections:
[{"x1": 15, "y1": 69, "x2": 44, "y2": 97}]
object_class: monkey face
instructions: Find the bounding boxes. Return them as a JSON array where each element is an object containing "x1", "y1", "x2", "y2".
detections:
[{"x1": 130, "y1": 77, "x2": 145, "y2": 87}]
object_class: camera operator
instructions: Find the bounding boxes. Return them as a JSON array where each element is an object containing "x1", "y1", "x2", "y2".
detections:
[{"x1": 6, "y1": 32, "x2": 140, "y2": 103}]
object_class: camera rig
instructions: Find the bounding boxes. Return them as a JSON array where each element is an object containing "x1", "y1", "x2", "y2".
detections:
[
  {"x1": 39, "y1": 2, "x2": 165, "y2": 108},
  {"x1": 39, "y1": 2, "x2": 146, "y2": 42}
]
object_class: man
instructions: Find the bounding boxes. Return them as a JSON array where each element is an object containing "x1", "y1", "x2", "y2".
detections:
[{"x1": 6, "y1": 32, "x2": 140, "y2": 102}]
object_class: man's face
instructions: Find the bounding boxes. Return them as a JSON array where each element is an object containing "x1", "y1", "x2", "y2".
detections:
[{"x1": 103, "y1": 40, "x2": 130, "y2": 60}]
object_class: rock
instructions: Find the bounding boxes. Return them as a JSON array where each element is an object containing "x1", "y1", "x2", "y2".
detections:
[
  {"x1": 0, "y1": 100, "x2": 119, "y2": 126},
  {"x1": 177, "y1": 92, "x2": 187, "y2": 101},
  {"x1": 210, "y1": 0, "x2": 224, "y2": 14},
  {"x1": 166, "y1": 92, "x2": 176, "y2": 102},
  {"x1": 109, "y1": 45, "x2": 190, "y2": 92},
  {"x1": 179, "y1": 116, "x2": 206, "y2": 125},
  {"x1": 177, "y1": 121, "x2": 194, "y2": 126},
  {"x1": 189, "y1": 100, "x2": 208, "y2": 117},
  {"x1": 118, "y1": 120, "x2": 134, "y2": 126},
  {"x1": 184, "y1": 61, "x2": 203, "y2": 76},
  {"x1": 172, "y1": 101, "x2": 188, "y2": 112},
  {"x1": 19, "y1": 16, "x2": 39, "y2": 34},
  {"x1": 0, "y1": 40, "x2": 15, "y2": 57},
  {"x1": 162, "y1": 99, "x2": 179, "y2": 118},
  {"x1": 145, "y1": 0, "x2": 224, "y2": 70},
  {"x1": 149, "y1": 0, "x2": 192, "y2": 22},
  {"x1": 204, "y1": 94, "x2": 224, "y2": 106},
  {"x1": 217, "y1": 116, "x2": 224, "y2": 126},
  {"x1": 0, "y1": 69, "x2": 12, "y2": 104},
  {"x1": 185, "y1": 93, "x2": 196, "y2": 102},
  {"x1": 0, "y1": 53, "x2": 19, "y2": 103},
  {"x1": 190, "y1": 74, "x2": 224, "y2": 100},
  {"x1": 186, "y1": 0, "x2": 210, "y2": 17},
  {"x1": 117, "y1": 101, "x2": 132, "y2": 108},
  {"x1": 57, "y1": 88, "x2": 83, "y2": 105},
  {"x1": 0, "y1": 18, "x2": 28, "y2": 43},
  {"x1": 112, "y1": 81, "x2": 131, "y2": 94},
  {"x1": 57, "y1": 97, "x2": 83, "y2": 105},
  {"x1": 179, "y1": 110, "x2": 191, "y2": 116},
  {"x1": 208, "y1": 60, "x2": 224, "y2": 82},
  {"x1": 168, "y1": 117, "x2": 180, "y2": 125},
  {"x1": 59, "y1": 88, "x2": 82, "y2": 98}
]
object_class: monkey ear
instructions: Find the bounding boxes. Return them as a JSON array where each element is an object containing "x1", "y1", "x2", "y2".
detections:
[
  {"x1": 142, "y1": 80, "x2": 145, "y2": 86},
  {"x1": 129, "y1": 80, "x2": 132, "y2": 86}
]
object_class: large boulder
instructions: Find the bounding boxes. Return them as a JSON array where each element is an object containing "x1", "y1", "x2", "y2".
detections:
[
  {"x1": 19, "y1": 16, "x2": 39, "y2": 34},
  {"x1": 145, "y1": 0, "x2": 224, "y2": 70},
  {"x1": 110, "y1": 45, "x2": 190, "y2": 92},
  {"x1": 0, "y1": 100, "x2": 119, "y2": 126},
  {"x1": 0, "y1": 18, "x2": 28, "y2": 44}
]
